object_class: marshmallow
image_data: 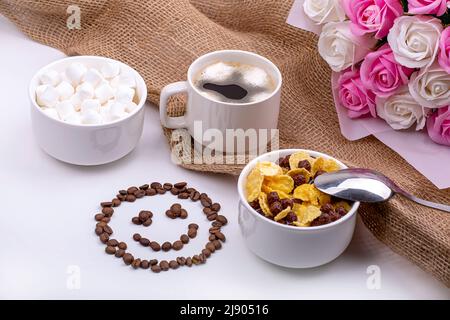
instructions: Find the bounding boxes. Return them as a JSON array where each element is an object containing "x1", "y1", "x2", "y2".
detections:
[
  {"x1": 65, "y1": 112, "x2": 82, "y2": 124},
  {"x1": 70, "y1": 93, "x2": 83, "y2": 111},
  {"x1": 55, "y1": 81, "x2": 75, "y2": 100},
  {"x1": 42, "y1": 108, "x2": 60, "y2": 120},
  {"x1": 76, "y1": 82, "x2": 95, "y2": 100},
  {"x1": 100, "y1": 62, "x2": 120, "y2": 79},
  {"x1": 39, "y1": 69, "x2": 61, "y2": 86},
  {"x1": 241, "y1": 66, "x2": 270, "y2": 88},
  {"x1": 80, "y1": 99, "x2": 101, "y2": 114},
  {"x1": 201, "y1": 62, "x2": 235, "y2": 83},
  {"x1": 36, "y1": 84, "x2": 59, "y2": 108},
  {"x1": 110, "y1": 71, "x2": 136, "y2": 88},
  {"x1": 55, "y1": 100, "x2": 76, "y2": 120},
  {"x1": 95, "y1": 83, "x2": 115, "y2": 103},
  {"x1": 81, "y1": 109, "x2": 102, "y2": 124},
  {"x1": 250, "y1": 91, "x2": 271, "y2": 102},
  {"x1": 65, "y1": 62, "x2": 87, "y2": 86},
  {"x1": 125, "y1": 101, "x2": 138, "y2": 113},
  {"x1": 109, "y1": 102, "x2": 127, "y2": 121},
  {"x1": 115, "y1": 85, "x2": 135, "y2": 103},
  {"x1": 82, "y1": 68, "x2": 104, "y2": 87}
]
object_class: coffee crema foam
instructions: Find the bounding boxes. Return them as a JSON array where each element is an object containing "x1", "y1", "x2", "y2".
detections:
[{"x1": 194, "y1": 61, "x2": 276, "y2": 104}]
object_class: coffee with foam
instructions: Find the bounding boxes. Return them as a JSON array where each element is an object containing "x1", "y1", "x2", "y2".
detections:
[{"x1": 194, "y1": 61, "x2": 276, "y2": 103}]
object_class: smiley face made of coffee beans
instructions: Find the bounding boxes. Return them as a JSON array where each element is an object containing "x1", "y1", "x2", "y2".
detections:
[{"x1": 94, "y1": 182, "x2": 227, "y2": 273}]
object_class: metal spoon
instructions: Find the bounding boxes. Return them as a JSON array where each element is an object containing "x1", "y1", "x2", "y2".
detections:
[{"x1": 314, "y1": 168, "x2": 450, "y2": 213}]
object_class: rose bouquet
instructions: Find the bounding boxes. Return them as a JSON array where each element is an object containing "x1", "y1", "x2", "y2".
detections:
[{"x1": 290, "y1": 0, "x2": 450, "y2": 146}]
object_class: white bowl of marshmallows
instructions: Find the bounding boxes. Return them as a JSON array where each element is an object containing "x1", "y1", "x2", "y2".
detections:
[{"x1": 29, "y1": 56, "x2": 147, "y2": 165}]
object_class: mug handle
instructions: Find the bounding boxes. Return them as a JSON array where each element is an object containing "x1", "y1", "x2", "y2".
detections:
[{"x1": 159, "y1": 81, "x2": 188, "y2": 129}]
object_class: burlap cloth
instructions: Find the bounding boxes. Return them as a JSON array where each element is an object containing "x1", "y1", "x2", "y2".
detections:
[{"x1": 2, "y1": 0, "x2": 449, "y2": 286}]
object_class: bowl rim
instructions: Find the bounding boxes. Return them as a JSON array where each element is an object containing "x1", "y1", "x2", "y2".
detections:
[
  {"x1": 29, "y1": 55, "x2": 148, "y2": 128},
  {"x1": 237, "y1": 148, "x2": 360, "y2": 232}
]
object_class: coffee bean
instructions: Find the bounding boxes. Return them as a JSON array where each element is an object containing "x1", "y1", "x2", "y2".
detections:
[
  {"x1": 202, "y1": 248, "x2": 211, "y2": 258},
  {"x1": 104, "y1": 246, "x2": 115, "y2": 254},
  {"x1": 132, "y1": 258, "x2": 141, "y2": 269},
  {"x1": 172, "y1": 240, "x2": 183, "y2": 251},
  {"x1": 103, "y1": 225, "x2": 113, "y2": 234},
  {"x1": 112, "y1": 198, "x2": 121, "y2": 207},
  {"x1": 123, "y1": 253, "x2": 134, "y2": 265},
  {"x1": 149, "y1": 259, "x2": 158, "y2": 266},
  {"x1": 101, "y1": 201, "x2": 113, "y2": 208},
  {"x1": 186, "y1": 257, "x2": 192, "y2": 267},
  {"x1": 176, "y1": 257, "x2": 186, "y2": 266},
  {"x1": 150, "y1": 241, "x2": 161, "y2": 251},
  {"x1": 200, "y1": 198, "x2": 212, "y2": 208},
  {"x1": 133, "y1": 233, "x2": 141, "y2": 241},
  {"x1": 187, "y1": 229, "x2": 197, "y2": 239},
  {"x1": 211, "y1": 221, "x2": 223, "y2": 227},
  {"x1": 102, "y1": 207, "x2": 114, "y2": 216},
  {"x1": 115, "y1": 249, "x2": 125, "y2": 258},
  {"x1": 107, "y1": 239, "x2": 119, "y2": 247},
  {"x1": 146, "y1": 188, "x2": 157, "y2": 196},
  {"x1": 188, "y1": 223, "x2": 199, "y2": 230},
  {"x1": 178, "y1": 192, "x2": 189, "y2": 199},
  {"x1": 134, "y1": 190, "x2": 146, "y2": 198},
  {"x1": 169, "y1": 260, "x2": 179, "y2": 269},
  {"x1": 216, "y1": 215, "x2": 228, "y2": 225},
  {"x1": 191, "y1": 191, "x2": 200, "y2": 201},
  {"x1": 180, "y1": 209, "x2": 188, "y2": 219},
  {"x1": 140, "y1": 260, "x2": 150, "y2": 269},
  {"x1": 206, "y1": 242, "x2": 216, "y2": 253},
  {"x1": 215, "y1": 232, "x2": 226, "y2": 242},
  {"x1": 118, "y1": 242, "x2": 127, "y2": 250},
  {"x1": 203, "y1": 207, "x2": 213, "y2": 215},
  {"x1": 139, "y1": 184, "x2": 149, "y2": 190},
  {"x1": 180, "y1": 234, "x2": 189, "y2": 244},
  {"x1": 170, "y1": 188, "x2": 180, "y2": 195},
  {"x1": 151, "y1": 265, "x2": 161, "y2": 273},
  {"x1": 96, "y1": 221, "x2": 107, "y2": 228},
  {"x1": 119, "y1": 190, "x2": 127, "y2": 196},
  {"x1": 174, "y1": 182, "x2": 187, "y2": 189},
  {"x1": 125, "y1": 194, "x2": 136, "y2": 202},
  {"x1": 198, "y1": 253, "x2": 206, "y2": 263},
  {"x1": 162, "y1": 242, "x2": 172, "y2": 251},
  {"x1": 165, "y1": 210, "x2": 174, "y2": 219},
  {"x1": 138, "y1": 210, "x2": 150, "y2": 221},
  {"x1": 95, "y1": 214, "x2": 105, "y2": 222},
  {"x1": 192, "y1": 255, "x2": 200, "y2": 265},
  {"x1": 143, "y1": 219, "x2": 152, "y2": 227},
  {"x1": 131, "y1": 217, "x2": 141, "y2": 225},
  {"x1": 117, "y1": 194, "x2": 126, "y2": 201},
  {"x1": 139, "y1": 238, "x2": 150, "y2": 247},
  {"x1": 127, "y1": 186, "x2": 138, "y2": 194},
  {"x1": 159, "y1": 260, "x2": 169, "y2": 271},
  {"x1": 163, "y1": 183, "x2": 173, "y2": 190},
  {"x1": 208, "y1": 234, "x2": 216, "y2": 241},
  {"x1": 211, "y1": 203, "x2": 221, "y2": 212},
  {"x1": 200, "y1": 193, "x2": 208, "y2": 199},
  {"x1": 209, "y1": 226, "x2": 220, "y2": 234},
  {"x1": 170, "y1": 203, "x2": 181, "y2": 215},
  {"x1": 150, "y1": 182, "x2": 162, "y2": 189},
  {"x1": 207, "y1": 213, "x2": 217, "y2": 221},
  {"x1": 95, "y1": 226, "x2": 103, "y2": 235},
  {"x1": 156, "y1": 188, "x2": 166, "y2": 194},
  {"x1": 101, "y1": 217, "x2": 110, "y2": 223},
  {"x1": 213, "y1": 240, "x2": 222, "y2": 249}
]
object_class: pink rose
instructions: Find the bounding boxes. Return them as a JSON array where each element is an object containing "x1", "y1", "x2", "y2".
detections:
[
  {"x1": 408, "y1": 0, "x2": 448, "y2": 16},
  {"x1": 338, "y1": 68, "x2": 377, "y2": 118},
  {"x1": 427, "y1": 106, "x2": 450, "y2": 146},
  {"x1": 361, "y1": 43, "x2": 414, "y2": 97},
  {"x1": 342, "y1": 0, "x2": 403, "y2": 39},
  {"x1": 439, "y1": 27, "x2": 450, "y2": 74}
]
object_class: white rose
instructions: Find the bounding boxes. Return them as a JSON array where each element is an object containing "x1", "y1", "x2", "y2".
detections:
[
  {"x1": 387, "y1": 15, "x2": 442, "y2": 69},
  {"x1": 318, "y1": 21, "x2": 377, "y2": 72},
  {"x1": 376, "y1": 86, "x2": 426, "y2": 131},
  {"x1": 303, "y1": 0, "x2": 346, "y2": 24},
  {"x1": 409, "y1": 62, "x2": 450, "y2": 109}
]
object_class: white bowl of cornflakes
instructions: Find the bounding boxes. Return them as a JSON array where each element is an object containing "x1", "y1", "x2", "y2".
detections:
[{"x1": 237, "y1": 149, "x2": 360, "y2": 268}]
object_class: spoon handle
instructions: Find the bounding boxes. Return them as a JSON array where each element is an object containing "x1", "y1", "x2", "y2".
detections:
[{"x1": 397, "y1": 190, "x2": 450, "y2": 213}]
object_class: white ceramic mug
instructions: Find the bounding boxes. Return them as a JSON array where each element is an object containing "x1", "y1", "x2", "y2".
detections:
[
  {"x1": 159, "y1": 50, "x2": 282, "y2": 153},
  {"x1": 29, "y1": 56, "x2": 147, "y2": 166}
]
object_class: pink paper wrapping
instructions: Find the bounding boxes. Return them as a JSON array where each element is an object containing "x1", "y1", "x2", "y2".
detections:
[{"x1": 287, "y1": 3, "x2": 450, "y2": 189}]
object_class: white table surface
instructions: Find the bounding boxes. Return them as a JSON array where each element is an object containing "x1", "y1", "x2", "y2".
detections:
[{"x1": 1, "y1": 15, "x2": 449, "y2": 300}]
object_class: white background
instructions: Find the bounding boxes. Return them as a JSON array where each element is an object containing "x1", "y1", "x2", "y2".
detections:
[{"x1": 0, "y1": 15, "x2": 449, "y2": 299}]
